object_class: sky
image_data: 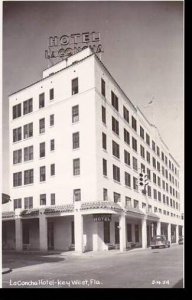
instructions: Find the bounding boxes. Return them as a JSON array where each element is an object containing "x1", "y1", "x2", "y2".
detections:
[{"x1": 2, "y1": 1, "x2": 184, "y2": 209}]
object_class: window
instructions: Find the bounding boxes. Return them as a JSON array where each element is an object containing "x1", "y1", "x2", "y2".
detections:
[
  {"x1": 50, "y1": 114, "x2": 54, "y2": 126},
  {"x1": 24, "y1": 169, "x2": 33, "y2": 185},
  {"x1": 125, "y1": 172, "x2": 131, "y2": 187},
  {"x1": 40, "y1": 142, "x2": 45, "y2": 158},
  {"x1": 132, "y1": 137, "x2": 137, "y2": 152},
  {"x1": 50, "y1": 88, "x2": 54, "y2": 100},
  {"x1": 40, "y1": 166, "x2": 46, "y2": 182},
  {"x1": 165, "y1": 169, "x2": 168, "y2": 179},
  {"x1": 159, "y1": 208, "x2": 162, "y2": 214},
  {"x1": 147, "y1": 168, "x2": 151, "y2": 180},
  {"x1": 24, "y1": 197, "x2": 33, "y2": 209},
  {"x1": 13, "y1": 149, "x2": 22, "y2": 164},
  {"x1": 103, "y1": 188, "x2": 108, "y2": 201},
  {"x1": 13, "y1": 104, "x2": 21, "y2": 119},
  {"x1": 23, "y1": 98, "x2": 33, "y2": 115},
  {"x1": 73, "y1": 158, "x2": 80, "y2": 175},
  {"x1": 140, "y1": 126, "x2": 144, "y2": 139},
  {"x1": 112, "y1": 116, "x2": 119, "y2": 135},
  {"x1": 73, "y1": 189, "x2": 81, "y2": 201},
  {"x1": 146, "y1": 151, "x2": 150, "y2": 164},
  {"x1": 163, "y1": 194, "x2": 166, "y2": 203},
  {"x1": 102, "y1": 133, "x2": 107, "y2": 150},
  {"x1": 124, "y1": 129, "x2": 130, "y2": 145},
  {"x1": 73, "y1": 132, "x2": 80, "y2": 149},
  {"x1": 152, "y1": 157, "x2": 156, "y2": 169},
  {"x1": 153, "y1": 189, "x2": 157, "y2": 200},
  {"x1": 111, "y1": 91, "x2": 118, "y2": 111},
  {"x1": 148, "y1": 205, "x2": 152, "y2": 213},
  {"x1": 14, "y1": 198, "x2": 22, "y2": 210},
  {"x1": 142, "y1": 203, "x2": 146, "y2": 209},
  {"x1": 148, "y1": 186, "x2": 151, "y2": 197},
  {"x1": 114, "y1": 192, "x2": 121, "y2": 203},
  {"x1": 153, "y1": 173, "x2": 156, "y2": 184},
  {"x1": 24, "y1": 123, "x2": 33, "y2": 139},
  {"x1": 125, "y1": 197, "x2": 131, "y2": 207},
  {"x1": 72, "y1": 105, "x2": 79, "y2": 123},
  {"x1": 72, "y1": 78, "x2": 78, "y2": 95},
  {"x1": 152, "y1": 140, "x2": 156, "y2": 152},
  {"x1": 13, "y1": 172, "x2": 22, "y2": 187},
  {"x1": 158, "y1": 191, "x2": 161, "y2": 202},
  {"x1": 157, "y1": 146, "x2": 160, "y2": 157},
  {"x1": 102, "y1": 106, "x2": 106, "y2": 124},
  {"x1": 157, "y1": 177, "x2": 161, "y2": 187},
  {"x1": 132, "y1": 157, "x2": 138, "y2": 171},
  {"x1": 154, "y1": 207, "x2": 157, "y2": 213},
  {"x1": 162, "y1": 166, "x2": 165, "y2": 176},
  {"x1": 124, "y1": 150, "x2": 130, "y2": 166},
  {"x1": 132, "y1": 116, "x2": 137, "y2": 131},
  {"x1": 157, "y1": 161, "x2": 160, "y2": 172},
  {"x1": 13, "y1": 127, "x2": 22, "y2": 142},
  {"x1": 165, "y1": 156, "x2": 168, "y2": 165},
  {"x1": 39, "y1": 118, "x2": 45, "y2": 134},
  {"x1": 113, "y1": 165, "x2": 120, "y2": 182},
  {"x1": 161, "y1": 152, "x2": 164, "y2": 162},
  {"x1": 134, "y1": 200, "x2": 139, "y2": 208},
  {"x1": 166, "y1": 183, "x2": 168, "y2": 192},
  {"x1": 133, "y1": 177, "x2": 138, "y2": 190},
  {"x1": 50, "y1": 139, "x2": 55, "y2": 151},
  {"x1": 24, "y1": 146, "x2": 33, "y2": 161},
  {"x1": 50, "y1": 164, "x2": 55, "y2": 176},
  {"x1": 140, "y1": 145, "x2": 145, "y2": 159},
  {"x1": 39, "y1": 93, "x2": 45, "y2": 108},
  {"x1": 112, "y1": 140, "x2": 120, "y2": 158},
  {"x1": 51, "y1": 193, "x2": 55, "y2": 205},
  {"x1": 146, "y1": 133, "x2": 150, "y2": 146},
  {"x1": 103, "y1": 159, "x2": 107, "y2": 176},
  {"x1": 141, "y1": 163, "x2": 145, "y2": 173},
  {"x1": 40, "y1": 194, "x2": 46, "y2": 205},
  {"x1": 101, "y1": 78, "x2": 105, "y2": 97},
  {"x1": 123, "y1": 106, "x2": 129, "y2": 123}
]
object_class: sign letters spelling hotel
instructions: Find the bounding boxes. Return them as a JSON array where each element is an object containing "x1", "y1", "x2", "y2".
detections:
[{"x1": 45, "y1": 32, "x2": 103, "y2": 60}]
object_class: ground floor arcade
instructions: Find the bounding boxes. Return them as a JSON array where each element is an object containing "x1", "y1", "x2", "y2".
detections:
[{"x1": 2, "y1": 202, "x2": 183, "y2": 253}]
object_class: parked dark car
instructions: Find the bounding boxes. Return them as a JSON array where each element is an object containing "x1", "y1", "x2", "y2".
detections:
[
  {"x1": 178, "y1": 236, "x2": 184, "y2": 245},
  {"x1": 150, "y1": 235, "x2": 171, "y2": 249}
]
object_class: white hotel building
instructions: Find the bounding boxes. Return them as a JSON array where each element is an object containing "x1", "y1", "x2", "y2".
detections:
[{"x1": 2, "y1": 47, "x2": 183, "y2": 253}]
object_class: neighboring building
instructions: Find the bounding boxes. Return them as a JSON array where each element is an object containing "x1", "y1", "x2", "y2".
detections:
[{"x1": 2, "y1": 47, "x2": 183, "y2": 252}]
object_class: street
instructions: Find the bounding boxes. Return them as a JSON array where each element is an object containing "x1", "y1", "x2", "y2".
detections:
[{"x1": 2, "y1": 245, "x2": 183, "y2": 288}]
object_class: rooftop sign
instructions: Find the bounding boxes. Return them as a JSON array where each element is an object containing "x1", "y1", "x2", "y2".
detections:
[{"x1": 45, "y1": 32, "x2": 103, "y2": 60}]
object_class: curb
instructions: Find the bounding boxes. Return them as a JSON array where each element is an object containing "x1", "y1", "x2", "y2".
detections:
[{"x1": 2, "y1": 268, "x2": 12, "y2": 274}]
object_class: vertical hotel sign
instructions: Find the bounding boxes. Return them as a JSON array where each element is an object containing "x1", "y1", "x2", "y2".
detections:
[{"x1": 45, "y1": 32, "x2": 103, "y2": 60}]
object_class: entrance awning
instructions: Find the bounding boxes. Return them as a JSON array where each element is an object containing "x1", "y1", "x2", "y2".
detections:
[
  {"x1": 147, "y1": 212, "x2": 160, "y2": 221},
  {"x1": 44, "y1": 204, "x2": 74, "y2": 215},
  {"x1": 20, "y1": 209, "x2": 39, "y2": 217},
  {"x1": 125, "y1": 207, "x2": 145, "y2": 217},
  {"x1": 80, "y1": 201, "x2": 123, "y2": 212}
]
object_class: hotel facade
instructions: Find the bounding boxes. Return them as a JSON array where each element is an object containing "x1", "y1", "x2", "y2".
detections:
[{"x1": 2, "y1": 47, "x2": 183, "y2": 253}]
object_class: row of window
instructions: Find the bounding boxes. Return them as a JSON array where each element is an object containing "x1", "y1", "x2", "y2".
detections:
[
  {"x1": 13, "y1": 131, "x2": 80, "y2": 165},
  {"x1": 13, "y1": 103, "x2": 80, "y2": 143},
  {"x1": 100, "y1": 78, "x2": 179, "y2": 176},
  {"x1": 102, "y1": 191, "x2": 180, "y2": 215},
  {"x1": 12, "y1": 77, "x2": 79, "y2": 120},
  {"x1": 13, "y1": 189, "x2": 81, "y2": 210},
  {"x1": 13, "y1": 165, "x2": 55, "y2": 187},
  {"x1": 102, "y1": 127, "x2": 179, "y2": 188},
  {"x1": 13, "y1": 115, "x2": 54, "y2": 143},
  {"x1": 102, "y1": 158, "x2": 179, "y2": 200}
]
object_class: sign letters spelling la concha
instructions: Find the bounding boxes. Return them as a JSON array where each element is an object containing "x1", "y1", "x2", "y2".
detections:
[
  {"x1": 45, "y1": 31, "x2": 103, "y2": 60},
  {"x1": 93, "y1": 214, "x2": 112, "y2": 222}
]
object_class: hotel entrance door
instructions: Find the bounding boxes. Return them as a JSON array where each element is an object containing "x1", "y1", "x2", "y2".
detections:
[{"x1": 48, "y1": 222, "x2": 54, "y2": 250}]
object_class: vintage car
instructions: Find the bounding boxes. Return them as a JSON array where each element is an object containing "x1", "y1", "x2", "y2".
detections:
[
  {"x1": 178, "y1": 236, "x2": 184, "y2": 245},
  {"x1": 150, "y1": 235, "x2": 171, "y2": 249}
]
